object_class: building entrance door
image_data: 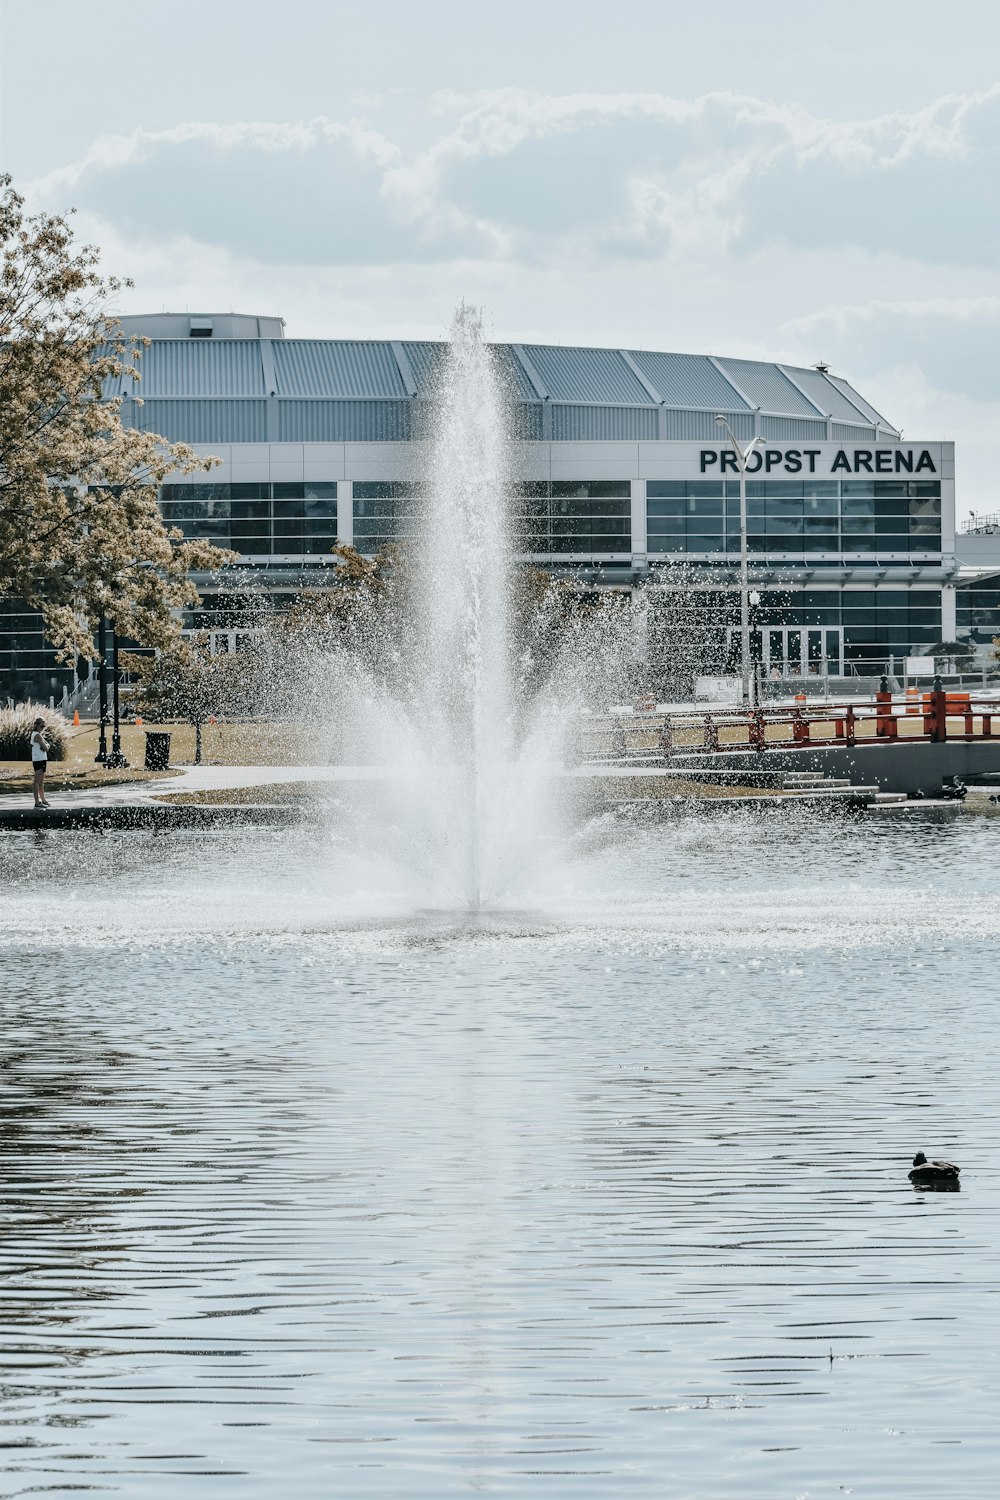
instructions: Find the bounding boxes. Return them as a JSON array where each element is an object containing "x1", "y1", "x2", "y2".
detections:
[
  {"x1": 728, "y1": 626, "x2": 844, "y2": 679},
  {"x1": 760, "y1": 626, "x2": 844, "y2": 678}
]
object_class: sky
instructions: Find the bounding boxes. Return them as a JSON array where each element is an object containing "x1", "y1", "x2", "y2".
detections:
[{"x1": 1, "y1": 0, "x2": 998, "y2": 516}]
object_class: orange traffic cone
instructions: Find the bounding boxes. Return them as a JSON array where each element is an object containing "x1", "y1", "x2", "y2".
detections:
[
  {"x1": 72, "y1": 709, "x2": 80, "y2": 727},
  {"x1": 135, "y1": 715, "x2": 143, "y2": 726}
]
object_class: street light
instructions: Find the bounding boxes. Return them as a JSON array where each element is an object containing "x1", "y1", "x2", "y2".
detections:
[
  {"x1": 95, "y1": 614, "x2": 109, "y2": 763},
  {"x1": 104, "y1": 622, "x2": 130, "y2": 769},
  {"x1": 716, "y1": 416, "x2": 764, "y2": 707},
  {"x1": 749, "y1": 588, "x2": 761, "y2": 698}
]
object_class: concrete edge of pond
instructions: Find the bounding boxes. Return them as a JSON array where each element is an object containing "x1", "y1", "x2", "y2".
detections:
[
  {"x1": 0, "y1": 803, "x2": 306, "y2": 831},
  {"x1": 595, "y1": 791, "x2": 963, "y2": 820}
]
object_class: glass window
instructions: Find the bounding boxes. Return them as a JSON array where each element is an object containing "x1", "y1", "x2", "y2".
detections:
[
  {"x1": 522, "y1": 481, "x2": 630, "y2": 553},
  {"x1": 766, "y1": 494, "x2": 804, "y2": 517},
  {"x1": 805, "y1": 492, "x2": 839, "y2": 516},
  {"x1": 159, "y1": 483, "x2": 231, "y2": 543},
  {"x1": 550, "y1": 481, "x2": 630, "y2": 500}
]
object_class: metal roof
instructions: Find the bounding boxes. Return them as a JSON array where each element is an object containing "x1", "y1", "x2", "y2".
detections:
[
  {"x1": 777, "y1": 365, "x2": 872, "y2": 424},
  {"x1": 273, "y1": 341, "x2": 407, "y2": 399},
  {"x1": 713, "y1": 357, "x2": 822, "y2": 418},
  {"x1": 627, "y1": 351, "x2": 751, "y2": 411},
  {"x1": 113, "y1": 336, "x2": 899, "y2": 441},
  {"x1": 521, "y1": 345, "x2": 651, "y2": 404},
  {"x1": 137, "y1": 339, "x2": 265, "y2": 397}
]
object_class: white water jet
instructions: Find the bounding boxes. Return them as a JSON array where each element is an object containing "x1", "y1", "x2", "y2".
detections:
[
  {"x1": 413, "y1": 303, "x2": 516, "y2": 907},
  {"x1": 318, "y1": 305, "x2": 571, "y2": 911}
]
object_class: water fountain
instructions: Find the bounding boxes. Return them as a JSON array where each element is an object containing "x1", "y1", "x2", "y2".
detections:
[{"x1": 315, "y1": 304, "x2": 583, "y2": 912}]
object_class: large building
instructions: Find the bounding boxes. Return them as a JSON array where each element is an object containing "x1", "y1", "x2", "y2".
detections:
[{"x1": 0, "y1": 310, "x2": 970, "y2": 700}]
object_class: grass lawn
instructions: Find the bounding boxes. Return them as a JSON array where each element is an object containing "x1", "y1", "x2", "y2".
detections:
[
  {"x1": 67, "y1": 717, "x2": 316, "y2": 768},
  {"x1": 0, "y1": 718, "x2": 328, "y2": 793},
  {"x1": 155, "y1": 778, "x2": 778, "y2": 807},
  {"x1": 154, "y1": 782, "x2": 319, "y2": 805}
]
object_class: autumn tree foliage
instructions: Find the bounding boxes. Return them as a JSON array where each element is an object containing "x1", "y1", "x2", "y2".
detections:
[{"x1": 0, "y1": 174, "x2": 234, "y2": 660}]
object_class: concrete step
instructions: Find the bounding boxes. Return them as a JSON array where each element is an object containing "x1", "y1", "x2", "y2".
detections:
[
  {"x1": 873, "y1": 790, "x2": 908, "y2": 804},
  {"x1": 780, "y1": 779, "x2": 852, "y2": 792}
]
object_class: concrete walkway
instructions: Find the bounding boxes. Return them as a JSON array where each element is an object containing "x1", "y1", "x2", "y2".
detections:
[{"x1": 0, "y1": 762, "x2": 414, "y2": 814}]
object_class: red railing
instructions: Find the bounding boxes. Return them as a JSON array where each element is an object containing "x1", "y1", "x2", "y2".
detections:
[{"x1": 590, "y1": 689, "x2": 1000, "y2": 759}]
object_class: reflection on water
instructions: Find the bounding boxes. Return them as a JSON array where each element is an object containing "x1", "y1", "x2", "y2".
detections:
[{"x1": 1, "y1": 816, "x2": 999, "y2": 1497}]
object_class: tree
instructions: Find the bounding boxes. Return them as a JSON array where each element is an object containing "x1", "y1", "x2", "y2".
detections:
[
  {"x1": 927, "y1": 639, "x2": 975, "y2": 671},
  {"x1": 0, "y1": 175, "x2": 234, "y2": 661},
  {"x1": 123, "y1": 640, "x2": 260, "y2": 764}
]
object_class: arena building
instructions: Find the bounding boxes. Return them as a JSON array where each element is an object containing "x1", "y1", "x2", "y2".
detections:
[{"x1": 0, "y1": 311, "x2": 966, "y2": 700}]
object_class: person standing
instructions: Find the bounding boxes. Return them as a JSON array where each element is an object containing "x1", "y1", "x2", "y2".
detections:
[{"x1": 30, "y1": 718, "x2": 51, "y2": 809}]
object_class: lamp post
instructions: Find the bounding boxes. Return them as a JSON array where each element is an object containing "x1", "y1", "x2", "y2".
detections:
[
  {"x1": 716, "y1": 416, "x2": 764, "y2": 707},
  {"x1": 105, "y1": 622, "x2": 129, "y2": 769},
  {"x1": 749, "y1": 587, "x2": 761, "y2": 700},
  {"x1": 95, "y1": 614, "x2": 109, "y2": 763}
]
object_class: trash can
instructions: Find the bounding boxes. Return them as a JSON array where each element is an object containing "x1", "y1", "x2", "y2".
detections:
[{"x1": 144, "y1": 731, "x2": 171, "y2": 770}]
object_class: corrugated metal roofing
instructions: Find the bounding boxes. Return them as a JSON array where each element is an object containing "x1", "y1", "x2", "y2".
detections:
[
  {"x1": 524, "y1": 346, "x2": 652, "y2": 405},
  {"x1": 714, "y1": 358, "x2": 822, "y2": 418},
  {"x1": 273, "y1": 341, "x2": 407, "y2": 398},
  {"x1": 492, "y1": 346, "x2": 540, "y2": 402},
  {"x1": 828, "y1": 375, "x2": 894, "y2": 431},
  {"x1": 401, "y1": 342, "x2": 447, "y2": 395},
  {"x1": 661, "y1": 409, "x2": 754, "y2": 440},
  {"x1": 400, "y1": 341, "x2": 540, "y2": 402},
  {"x1": 831, "y1": 422, "x2": 878, "y2": 444},
  {"x1": 760, "y1": 415, "x2": 828, "y2": 441},
  {"x1": 552, "y1": 405, "x2": 659, "y2": 441},
  {"x1": 137, "y1": 340, "x2": 265, "y2": 397},
  {"x1": 628, "y1": 351, "x2": 752, "y2": 411},
  {"x1": 277, "y1": 399, "x2": 413, "y2": 442},
  {"x1": 124, "y1": 397, "x2": 267, "y2": 443},
  {"x1": 778, "y1": 365, "x2": 872, "y2": 425}
]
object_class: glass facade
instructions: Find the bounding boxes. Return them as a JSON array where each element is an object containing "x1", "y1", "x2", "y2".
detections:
[
  {"x1": 647, "y1": 587, "x2": 942, "y2": 669},
  {"x1": 160, "y1": 483, "x2": 338, "y2": 556},
  {"x1": 515, "y1": 481, "x2": 631, "y2": 554},
  {"x1": 957, "y1": 583, "x2": 1000, "y2": 645},
  {"x1": 0, "y1": 602, "x2": 76, "y2": 703},
  {"x1": 647, "y1": 480, "x2": 942, "y2": 556},
  {"x1": 353, "y1": 482, "x2": 423, "y2": 553},
  {"x1": 755, "y1": 589, "x2": 941, "y2": 654}
]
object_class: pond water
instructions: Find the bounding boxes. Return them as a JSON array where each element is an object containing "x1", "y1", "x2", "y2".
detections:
[{"x1": 1, "y1": 812, "x2": 998, "y2": 1498}]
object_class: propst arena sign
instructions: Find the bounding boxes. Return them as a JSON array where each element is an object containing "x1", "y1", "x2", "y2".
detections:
[{"x1": 699, "y1": 447, "x2": 937, "y2": 475}]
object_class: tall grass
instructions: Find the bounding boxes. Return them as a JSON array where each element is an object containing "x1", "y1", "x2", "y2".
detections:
[{"x1": 0, "y1": 704, "x2": 69, "y2": 761}]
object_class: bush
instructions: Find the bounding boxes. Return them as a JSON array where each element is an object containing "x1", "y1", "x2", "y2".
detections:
[{"x1": 0, "y1": 704, "x2": 69, "y2": 761}]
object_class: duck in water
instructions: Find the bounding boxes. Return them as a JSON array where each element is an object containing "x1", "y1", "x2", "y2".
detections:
[{"x1": 908, "y1": 1151, "x2": 960, "y2": 1188}]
